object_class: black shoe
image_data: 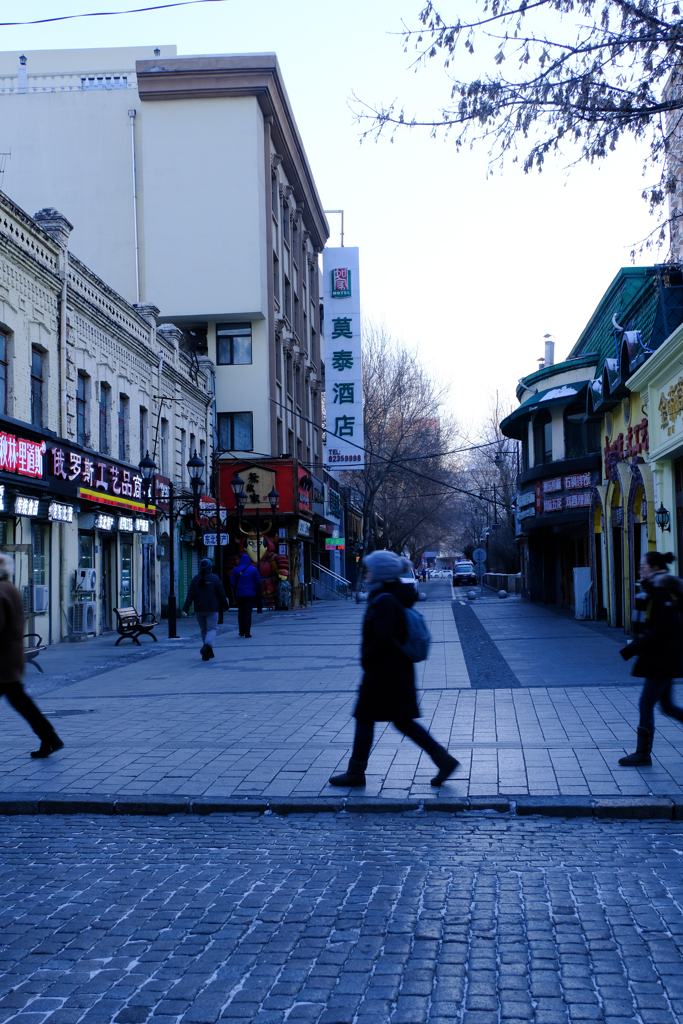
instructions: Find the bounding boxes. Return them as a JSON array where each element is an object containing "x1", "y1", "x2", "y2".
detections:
[
  {"x1": 329, "y1": 757, "x2": 367, "y2": 787},
  {"x1": 618, "y1": 727, "x2": 654, "y2": 766},
  {"x1": 207, "y1": 646, "x2": 215, "y2": 659},
  {"x1": 200, "y1": 644, "x2": 211, "y2": 661},
  {"x1": 245, "y1": 634, "x2": 252, "y2": 638},
  {"x1": 31, "y1": 736, "x2": 64, "y2": 759},
  {"x1": 430, "y1": 752, "x2": 459, "y2": 786}
]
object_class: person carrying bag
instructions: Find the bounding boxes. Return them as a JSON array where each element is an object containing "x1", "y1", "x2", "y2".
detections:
[
  {"x1": 619, "y1": 550, "x2": 683, "y2": 766},
  {"x1": 329, "y1": 550, "x2": 458, "y2": 789}
]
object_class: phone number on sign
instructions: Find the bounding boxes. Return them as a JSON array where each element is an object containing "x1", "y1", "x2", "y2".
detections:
[{"x1": 328, "y1": 454, "x2": 362, "y2": 463}]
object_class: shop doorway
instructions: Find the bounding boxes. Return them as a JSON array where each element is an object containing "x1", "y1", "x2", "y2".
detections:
[
  {"x1": 141, "y1": 542, "x2": 154, "y2": 616},
  {"x1": 4, "y1": 544, "x2": 34, "y2": 636},
  {"x1": 612, "y1": 526, "x2": 624, "y2": 628},
  {"x1": 101, "y1": 537, "x2": 116, "y2": 631}
]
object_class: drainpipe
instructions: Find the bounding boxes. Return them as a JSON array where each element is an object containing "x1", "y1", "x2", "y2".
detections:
[{"x1": 128, "y1": 109, "x2": 140, "y2": 303}]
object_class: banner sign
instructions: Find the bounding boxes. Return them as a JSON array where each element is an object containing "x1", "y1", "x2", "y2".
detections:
[
  {"x1": 325, "y1": 537, "x2": 345, "y2": 550},
  {"x1": 323, "y1": 246, "x2": 364, "y2": 468}
]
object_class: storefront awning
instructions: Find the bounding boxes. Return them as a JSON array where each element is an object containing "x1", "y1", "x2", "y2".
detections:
[{"x1": 501, "y1": 381, "x2": 590, "y2": 440}]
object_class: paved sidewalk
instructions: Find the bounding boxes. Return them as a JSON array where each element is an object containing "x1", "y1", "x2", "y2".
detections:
[{"x1": 2, "y1": 582, "x2": 682, "y2": 802}]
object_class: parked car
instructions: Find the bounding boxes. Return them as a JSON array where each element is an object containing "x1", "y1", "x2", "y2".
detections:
[{"x1": 453, "y1": 560, "x2": 477, "y2": 586}]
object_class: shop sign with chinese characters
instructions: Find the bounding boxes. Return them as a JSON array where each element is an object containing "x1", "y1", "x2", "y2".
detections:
[
  {"x1": 323, "y1": 247, "x2": 364, "y2": 468},
  {"x1": 0, "y1": 431, "x2": 46, "y2": 478},
  {"x1": 48, "y1": 446, "x2": 152, "y2": 515}
]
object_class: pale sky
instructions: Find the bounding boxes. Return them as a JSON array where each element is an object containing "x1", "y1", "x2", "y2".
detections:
[{"x1": 0, "y1": 0, "x2": 667, "y2": 432}]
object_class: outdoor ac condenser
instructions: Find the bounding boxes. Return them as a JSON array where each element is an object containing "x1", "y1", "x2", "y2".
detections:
[
  {"x1": 32, "y1": 585, "x2": 49, "y2": 615},
  {"x1": 75, "y1": 568, "x2": 97, "y2": 592},
  {"x1": 72, "y1": 601, "x2": 97, "y2": 634}
]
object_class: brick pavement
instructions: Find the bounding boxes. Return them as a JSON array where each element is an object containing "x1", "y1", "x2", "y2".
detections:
[
  {"x1": 0, "y1": 813, "x2": 683, "y2": 1024},
  {"x1": 1, "y1": 583, "x2": 682, "y2": 802}
]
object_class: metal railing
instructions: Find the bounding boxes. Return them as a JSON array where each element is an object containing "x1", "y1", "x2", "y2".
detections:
[{"x1": 311, "y1": 561, "x2": 351, "y2": 600}]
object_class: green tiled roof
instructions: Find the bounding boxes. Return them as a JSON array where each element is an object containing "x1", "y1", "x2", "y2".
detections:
[{"x1": 568, "y1": 268, "x2": 660, "y2": 373}]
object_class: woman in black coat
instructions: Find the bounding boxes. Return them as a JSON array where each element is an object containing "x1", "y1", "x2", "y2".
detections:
[
  {"x1": 329, "y1": 550, "x2": 458, "y2": 788},
  {"x1": 619, "y1": 550, "x2": 683, "y2": 766}
]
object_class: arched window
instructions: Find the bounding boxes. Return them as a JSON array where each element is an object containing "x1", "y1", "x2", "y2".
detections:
[
  {"x1": 533, "y1": 410, "x2": 552, "y2": 465},
  {"x1": 564, "y1": 404, "x2": 601, "y2": 460}
]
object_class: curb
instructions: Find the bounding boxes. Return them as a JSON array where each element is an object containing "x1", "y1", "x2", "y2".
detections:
[{"x1": 0, "y1": 793, "x2": 682, "y2": 820}]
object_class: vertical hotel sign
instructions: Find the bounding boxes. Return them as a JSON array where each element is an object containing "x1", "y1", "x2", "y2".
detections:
[{"x1": 322, "y1": 247, "x2": 364, "y2": 468}]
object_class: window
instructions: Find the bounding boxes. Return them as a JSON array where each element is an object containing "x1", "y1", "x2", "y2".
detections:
[
  {"x1": 32, "y1": 523, "x2": 49, "y2": 588},
  {"x1": 160, "y1": 419, "x2": 169, "y2": 476},
  {"x1": 286, "y1": 354, "x2": 293, "y2": 397},
  {"x1": 521, "y1": 432, "x2": 529, "y2": 473},
  {"x1": 284, "y1": 277, "x2": 291, "y2": 321},
  {"x1": 564, "y1": 405, "x2": 601, "y2": 460},
  {"x1": 216, "y1": 323, "x2": 252, "y2": 364},
  {"x1": 99, "y1": 385, "x2": 109, "y2": 452},
  {"x1": 217, "y1": 412, "x2": 253, "y2": 451},
  {"x1": 120, "y1": 541, "x2": 133, "y2": 608},
  {"x1": 76, "y1": 375, "x2": 87, "y2": 446},
  {"x1": 118, "y1": 396, "x2": 128, "y2": 462},
  {"x1": 0, "y1": 331, "x2": 7, "y2": 416},
  {"x1": 31, "y1": 348, "x2": 43, "y2": 427},
  {"x1": 277, "y1": 418, "x2": 283, "y2": 455},
  {"x1": 199, "y1": 439, "x2": 206, "y2": 466},
  {"x1": 271, "y1": 174, "x2": 279, "y2": 215},
  {"x1": 283, "y1": 202, "x2": 290, "y2": 243},
  {"x1": 180, "y1": 429, "x2": 187, "y2": 484},
  {"x1": 273, "y1": 254, "x2": 280, "y2": 303},
  {"x1": 139, "y1": 407, "x2": 147, "y2": 459},
  {"x1": 533, "y1": 411, "x2": 553, "y2": 466}
]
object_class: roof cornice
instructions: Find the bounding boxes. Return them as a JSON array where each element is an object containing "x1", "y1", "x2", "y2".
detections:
[{"x1": 135, "y1": 53, "x2": 329, "y2": 250}]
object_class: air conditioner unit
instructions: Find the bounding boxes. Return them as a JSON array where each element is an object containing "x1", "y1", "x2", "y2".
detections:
[
  {"x1": 32, "y1": 585, "x2": 49, "y2": 615},
  {"x1": 75, "y1": 568, "x2": 97, "y2": 592},
  {"x1": 72, "y1": 601, "x2": 97, "y2": 634}
]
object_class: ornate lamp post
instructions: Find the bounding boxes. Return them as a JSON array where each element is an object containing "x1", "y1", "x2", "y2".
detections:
[
  {"x1": 655, "y1": 503, "x2": 671, "y2": 533},
  {"x1": 139, "y1": 448, "x2": 205, "y2": 640}
]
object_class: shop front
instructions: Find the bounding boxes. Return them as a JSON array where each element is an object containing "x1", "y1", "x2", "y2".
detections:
[
  {"x1": 219, "y1": 458, "x2": 313, "y2": 609},
  {"x1": 627, "y1": 319, "x2": 683, "y2": 565},
  {"x1": 0, "y1": 415, "x2": 157, "y2": 642}
]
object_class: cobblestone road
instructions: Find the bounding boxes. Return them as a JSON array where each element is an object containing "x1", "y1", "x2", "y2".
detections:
[{"x1": 1, "y1": 812, "x2": 682, "y2": 1024}]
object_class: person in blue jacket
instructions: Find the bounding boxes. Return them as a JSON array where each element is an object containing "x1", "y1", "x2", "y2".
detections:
[
  {"x1": 230, "y1": 553, "x2": 262, "y2": 638},
  {"x1": 182, "y1": 558, "x2": 228, "y2": 661}
]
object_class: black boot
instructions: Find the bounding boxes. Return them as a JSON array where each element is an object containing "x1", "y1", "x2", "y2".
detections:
[
  {"x1": 329, "y1": 757, "x2": 367, "y2": 787},
  {"x1": 30, "y1": 735, "x2": 64, "y2": 759},
  {"x1": 430, "y1": 749, "x2": 459, "y2": 786},
  {"x1": 207, "y1": 646, "x2": 215, "y2": 659},
  {"x1": 618, "y1": 727, "x2": 654, "y2": 766},
  {"x1": 201, "y1": 643, "x2": 211, "y2": 661}
]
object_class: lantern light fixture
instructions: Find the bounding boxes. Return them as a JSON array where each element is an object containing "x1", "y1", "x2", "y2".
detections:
[{"x1": 655, "y1": 503, "x2": 671, "y2": 532}]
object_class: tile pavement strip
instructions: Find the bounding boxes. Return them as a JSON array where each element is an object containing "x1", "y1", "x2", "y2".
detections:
[
  {"x1": 1, "y1": 583, "x2": 683, "y2": 807},
  {"x1": 1, "y1": 813, "x2": 683, "y2": 1024}
]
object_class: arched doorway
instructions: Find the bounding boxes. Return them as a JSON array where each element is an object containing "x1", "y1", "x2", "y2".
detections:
[{"x1": 610, "y1": 481, "x2": 624, "y2": 628}]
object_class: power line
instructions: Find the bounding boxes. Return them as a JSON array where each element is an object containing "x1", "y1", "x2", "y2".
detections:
[
  {"x1": 0, "y1": 0, "x2": 230, "y2": 27},
  {"x1": 268, "y1": 398, "x2": 512, "y2": 511}
]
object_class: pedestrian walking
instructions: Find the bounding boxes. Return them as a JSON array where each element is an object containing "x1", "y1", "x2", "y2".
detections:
[
  {"x1": 182, "y1": 557, "x2": 228, "y2": 661},
  {"x1": 0, "y1": 553, "x2": 64, "y2": 758},
  {"x1": 329, "y1": 550, "x2": 459, "y2": 788},
  {"x1": 230, "y1": 553, "x2": 262, "y2": 638},
  {"x1": 619, "y1": 550, "x2": 683, "y2": 766}
]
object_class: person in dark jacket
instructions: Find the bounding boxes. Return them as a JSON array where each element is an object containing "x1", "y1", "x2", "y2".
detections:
[
  {"x1": 619, "y1": 550, "x2": 683, "y2": 766},
  {"x1": 0, "y1": 553, "x2": 64, "y2": 758},
  {"x1": 182, "y1": 558, "x2": 228, "y2": 660},
  {"x1": 329, "y1": 550, "x2": 459, "y2": 788},
  {"x1": 230, "y1": 553, "x2": 262, "y2": 638}
]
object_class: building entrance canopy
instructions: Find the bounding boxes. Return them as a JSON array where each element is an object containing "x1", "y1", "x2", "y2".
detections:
[{"x1": 501, "y1": 381, "x2": 590, "y2": 440}]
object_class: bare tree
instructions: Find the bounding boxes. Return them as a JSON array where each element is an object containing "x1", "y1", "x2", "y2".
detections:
[
  {"x1": 456, "y1": 393, "x2": 519, "y2": 572},
  {"x1": 347, "y1": 323, "x2": 461, "y2": 565},
  {"x1": 356, "y1": 1, "x2": 683, "y2": 249}
]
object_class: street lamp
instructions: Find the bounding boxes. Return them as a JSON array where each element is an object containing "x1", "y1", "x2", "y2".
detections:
[
  {"x1": 655, "y1": 503, "x2": 671, "y2": 532},
  {"x1": 139, "y1": 448, "x2": 207, "y2": 641}
]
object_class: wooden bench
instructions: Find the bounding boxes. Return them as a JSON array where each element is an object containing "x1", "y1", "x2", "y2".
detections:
[
  {"x1": 24, "y1": 633, "x2": 47, "y2": 673},
  {"x1": 114, "y1": 607, "x2": 159, "y2": 646}
]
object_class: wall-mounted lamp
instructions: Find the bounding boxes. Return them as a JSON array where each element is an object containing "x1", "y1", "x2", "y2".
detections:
[{"x1": 655, "y1": 503, "x2": 671, "y2": 532}]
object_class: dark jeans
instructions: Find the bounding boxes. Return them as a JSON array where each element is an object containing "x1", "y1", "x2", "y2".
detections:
[
  {"x1": 1, "y1": 682, "x2": 55, "y2": 741},
  {"x1": 639, "y1": 678, "x2": 683, "y2": 731},
  {"x1": 237, "y1": 596, "x2": 254, "y2": 636},
  {"x1": 352, "y1": 718, "x2": 444, "y2": 763}
]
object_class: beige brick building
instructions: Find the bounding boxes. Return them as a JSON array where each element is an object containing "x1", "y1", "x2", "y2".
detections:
[{"x1": 0, "y1": 190, "x2": 210, "y2": 644}]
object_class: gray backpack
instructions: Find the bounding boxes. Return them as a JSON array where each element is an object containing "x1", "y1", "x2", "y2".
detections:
[{"x1": 401, "y1": 606, "x2": 431, "y2": 663}]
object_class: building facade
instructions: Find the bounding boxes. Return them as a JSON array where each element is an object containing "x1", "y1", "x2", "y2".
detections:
[
  {"x1": 0, "y1": 189, "x2": 210, "y2": 643},
  {"x1": 502, "y1": 266, "x2": 683, "y2": 631}
]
